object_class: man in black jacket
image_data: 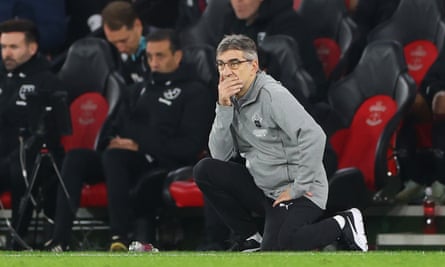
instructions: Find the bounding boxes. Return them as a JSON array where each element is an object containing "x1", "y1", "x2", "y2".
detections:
[
  {"x1": 0, "y1": 19, "x2": 67, "y2": 250},
  {"x1": 104, "y1": 28, "x2": 214, "y2": 251},
  {"x1": 45, "y1": 29, "x2": 214, "y2": 251},
  {"x1": 191, "y1": 0, "x2": 327, "y2": 103}
]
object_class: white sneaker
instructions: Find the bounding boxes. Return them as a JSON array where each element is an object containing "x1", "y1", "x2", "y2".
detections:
[{"x1": 338, "y1": 208, "x2": 368, "y2": 251}]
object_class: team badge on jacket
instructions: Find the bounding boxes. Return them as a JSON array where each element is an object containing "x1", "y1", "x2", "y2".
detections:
[
  {"x1": 252, "y1": 113, "x2": 263, "y2": 128},
  {"x1": 158, "y1": 87, "x2": 182, "y2": 106},
  {"x1": 252, "y1": 113, "x2": 267, "y2": 137},
  {"x1": 19, "y1": 84, "x2": 36, "y2": 100}
]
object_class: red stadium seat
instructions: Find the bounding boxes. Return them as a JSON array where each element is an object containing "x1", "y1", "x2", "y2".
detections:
[
  {"x1": 367, "y1": 0, "x2": 445, "y2": 171},
  {"x1": 58, "y1": 37, "x2": 125, "y2": 208},
  {"x1": 326, "y1": 41, "x2": 416, "y2": 209},
  {"x1": 297, "y1": 0, "x2": 359, "y2": 80}
]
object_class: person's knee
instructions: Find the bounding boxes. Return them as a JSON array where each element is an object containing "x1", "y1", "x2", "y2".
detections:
[
  {"x1": 62, "y1": 149, "x2": 95, "y2": 170},
  {"x1": 101, "y1": 148, "x2": 123, "y2": 166},
  {"x1": 193, "y1": 157, "x2": 215, "y2": 184}
]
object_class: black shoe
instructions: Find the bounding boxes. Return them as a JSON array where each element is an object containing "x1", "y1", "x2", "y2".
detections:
[
  {"x1": 228, "y1": 233, "x2": 261, "y2": 252},
  {"x1": 338, "y1": 208, "x2": 368, "y2": 251},
  {"x1": 43, "y1": 239, "x2": 68, "y2": 252}
]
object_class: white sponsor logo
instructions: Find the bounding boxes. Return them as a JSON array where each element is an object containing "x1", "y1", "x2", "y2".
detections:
[
  {"x1": 407, "y1": 45, "x2": 426, "y2": 71},
  {"x1": 78, "y1": 99, "x2": 98, "y2": 125},
  {"x1": 366, "y1": 101, "x2": 387, "y2": 126}
]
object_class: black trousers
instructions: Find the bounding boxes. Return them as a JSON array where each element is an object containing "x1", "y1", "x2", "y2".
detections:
[
  {"x1": 52, "y1": 148, "x2": 163, "y2": 247},
  {"x1": 51, "y1": 149, "x2": 103, "y2": 247},
  {"x1": 102, "y1": 148, "x2": 162, "y2": 243},
  {"x1": 194, "y1": 158, "x2": 342, "y2": 251},
  {"x1": 397, "y1": 118, "x2": 445, "y2": 185}
]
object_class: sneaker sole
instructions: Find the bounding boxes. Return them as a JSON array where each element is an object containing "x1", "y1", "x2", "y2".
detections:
[
  {"x1": 241, "y1": 247, "x2": 261, "y2": 253},
  {"x1": 347, "y1": 208, "x2": 368, "y2": 252}
]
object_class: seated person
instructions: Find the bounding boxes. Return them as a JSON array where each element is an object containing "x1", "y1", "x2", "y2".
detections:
[
  {"x1": 0, "y1": 19, "x2": 67, "y2": 250},
  {"x1": 192, "y1": 0, "x2": 327, "y2": 102},
  {"x1": 101, "y1": 1, "x2": 150, "y2": 84},
  {"x1": 45, "y1": 29, "x2": 215, "y2": 251},
  {"x1": 395, "y1": 48, "x2": 445, "y2": 203}
]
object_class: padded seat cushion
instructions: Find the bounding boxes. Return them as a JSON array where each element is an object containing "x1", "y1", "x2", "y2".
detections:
[{"x1": 169, "y1": 179, "x2": 204, "y2": 208}]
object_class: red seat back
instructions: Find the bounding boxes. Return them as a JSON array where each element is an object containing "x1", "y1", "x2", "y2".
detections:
[
  {"x1": 169, "y1": 179, "x2": 204, "y2": 208},
  {"x1": 293, "y1": 0, "x2": 302, "y2": 10},
  {"x1": 404, "y1": 40, "x2": 437, "y2": 150},
  {"x1": 331, "y1": 96, "x2": 398, "y2": 190},
  {"x1": 404, "y1": 40, "x2": 438, "y2": 87},
  {"x1": 61, "y1": 92, "x2": 109, "y2": 152},
  {"x1": 367, "y1": 0, "x2": 445, "y2": 88},
  {"x1": 327, "y1": 40, "x2": 416, "y2": 191},
  {"x1": 80, "y1": 183, "x2": 108, "y2": 208},
  {"x1": 60, "y1": 93, "x2": 109, "y2": 208},
  {"x1": 297, "y1": 0, "x2": 358, "y2": 80},
  {"x1": 314, "y1": 38, "x2": 342, "y2": 78}
]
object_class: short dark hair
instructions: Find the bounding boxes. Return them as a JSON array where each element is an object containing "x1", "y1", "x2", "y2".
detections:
[
  {"x1": 216, "y1": 34, "x2": 258, "y2": 61},
  {"x1": 146, "y1": 29, "x2": 181, "y2": 52},
  {"x1": 101, "y1": 1, "x2": 138, "y2": 30},
  {"x1": 0, "y1": 18, "x2": 39, "y2": 44}
]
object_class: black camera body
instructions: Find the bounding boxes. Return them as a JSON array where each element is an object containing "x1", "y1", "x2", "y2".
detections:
[{"x1": 25, "y1": 90, "x2": 72, "y2": 143}]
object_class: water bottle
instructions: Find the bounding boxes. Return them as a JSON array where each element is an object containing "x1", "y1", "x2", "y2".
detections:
[{"x1": 423, "y1": 186, "x2": 437, "y2": 234}]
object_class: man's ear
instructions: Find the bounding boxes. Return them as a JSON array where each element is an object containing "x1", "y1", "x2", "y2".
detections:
[
  {"x1": 29, "y1": 42, "x2": 38, "y2": 56},
  {"x1": 251, "y1": 59, "x2": 259, "y2": 73},
  {"x1": 174, "y1": 50, "x2": 183, "y2": 65},
  {"x1": 134, "y1": 18, "x2": 143, "y2": 34}
]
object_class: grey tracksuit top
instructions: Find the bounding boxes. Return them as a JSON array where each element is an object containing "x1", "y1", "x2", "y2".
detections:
[{"x1": 209, "y1": 71, "x2": 328, "y2": 209}]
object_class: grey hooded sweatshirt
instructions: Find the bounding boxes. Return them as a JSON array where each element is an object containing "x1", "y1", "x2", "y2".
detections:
[{"x1": 209, "y1": 72, "x2": 328, "y2": 209}]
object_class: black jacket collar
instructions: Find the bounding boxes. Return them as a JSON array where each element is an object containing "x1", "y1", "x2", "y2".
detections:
[{"x1": 3, "y1": 54, "x2": 50, "y2": 78}]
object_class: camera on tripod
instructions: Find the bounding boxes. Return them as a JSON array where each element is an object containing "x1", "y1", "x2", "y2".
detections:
[
  {"x1": 11, "y1": 89, "x2": 73, "y2": 248},
  {"x1": 23, "y1": 90, "x2": 72, "y2": 149}
]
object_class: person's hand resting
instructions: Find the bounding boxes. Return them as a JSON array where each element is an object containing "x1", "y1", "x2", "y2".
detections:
[
  {"x1": 108, "y1": 136, "x2": 139, "y2": 151},
  {"x1": 272, "y1": 188, "x2": 313, "y2": 207}
]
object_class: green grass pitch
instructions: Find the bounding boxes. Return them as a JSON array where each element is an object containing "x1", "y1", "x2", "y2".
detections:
[{"x1": 0, "y1": 251, "x2": 444, "y2": 267}]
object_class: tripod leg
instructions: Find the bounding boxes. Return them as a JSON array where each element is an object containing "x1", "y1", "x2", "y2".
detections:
[
  {"x1": 48, "y1": 153, "x2": 72, "y2": 204},
  {"x1": 14, "y1": 153, "x2": 43, "y2": 247}
]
